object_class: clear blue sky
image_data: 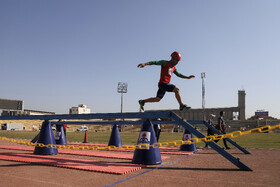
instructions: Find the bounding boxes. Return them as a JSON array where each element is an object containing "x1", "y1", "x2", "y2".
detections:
[{"x1": 1, "y1": 0, "x2": 279, "y2": 119}]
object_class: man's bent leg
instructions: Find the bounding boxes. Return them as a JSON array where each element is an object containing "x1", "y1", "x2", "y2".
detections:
[
  {"x1": 173, "y1": 87, "x2": 183, "y2": 105},
  {"x1": 173, "y1": 87, "x2": 191, "y2": 110}
]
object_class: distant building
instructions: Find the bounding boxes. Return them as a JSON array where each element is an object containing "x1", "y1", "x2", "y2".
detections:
[
  {"x1": 0, "y1": 98, "x2": 24, "y2": 111},
  {"x1": 1, "y1": 109, "x2": 55, "y2": 116},
  {"x1": 24, "y1": 109, "x2": 55, "y2": 115},
  {"x1": 69, "y1": 104, "x2": 91, "y2": 114},
  {"x1": 0, "y1": 98, "x2": 55, "y2": 116},
  {"x1": 238, "y1": 90, "x2": 246, "y2": 120}
]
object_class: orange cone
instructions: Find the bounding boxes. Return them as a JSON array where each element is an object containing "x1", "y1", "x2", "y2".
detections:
[{"x1": 83, "y1": 130, "x2": 88, "y2": 143}]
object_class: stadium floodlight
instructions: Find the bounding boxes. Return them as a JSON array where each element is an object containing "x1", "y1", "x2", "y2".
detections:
[
  {"x1": 117, "y1": 82, "x2": 128, "y2": 94},
  {"x1": 117, "y1": 82, "x2": 128, "y2": 113}
]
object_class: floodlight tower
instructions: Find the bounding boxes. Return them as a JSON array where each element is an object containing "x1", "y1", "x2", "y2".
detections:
[
  {"x1": 201, "y1": 72, "x2": 206, "y2": 120},
  {"x1": 117, "y1": 82, "x2": 128, "y2": 113}
]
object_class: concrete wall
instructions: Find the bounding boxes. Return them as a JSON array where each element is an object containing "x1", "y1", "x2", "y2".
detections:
[{"x1": 165, "y1": 107, "x2": 239, "y2": 121}]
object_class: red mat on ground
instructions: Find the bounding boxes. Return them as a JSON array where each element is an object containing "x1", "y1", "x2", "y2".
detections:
[
  {"x1": 0, "y1": 151, "x2": 143, "y2": 175},
  {"x1": 0, "y1": 145, "x2": 170, "y2": 160}
]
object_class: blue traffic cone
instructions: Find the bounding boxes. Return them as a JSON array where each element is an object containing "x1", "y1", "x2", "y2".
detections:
[
  {"x1": 30, "y1": 132, "x2": 40, "y2": 143},
  {"x1": 132, "y1": 120, "x2": 162, "y2": 165},
  {"x1": 180, "y1": 128, "x2": 197, "y2": 151},
  {"x1": 108, "y1": 125, "x2": 122, "y2": 147},
  {"x1": 34, "y1": 120, "x2": 58, "y2": 155},
  {"x1": 55, "y1": 124, "x2": 67, "y2": 145}
]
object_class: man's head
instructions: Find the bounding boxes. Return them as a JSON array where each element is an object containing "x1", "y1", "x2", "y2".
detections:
[
  {"x1": 210, "y1": 114, "x2": 216, "y2": 119},
  {"x1": 171, "y1": 51, "x2": 181, "y2": 63},
  {"x1": 220, "y1": 111, "x2": 225, "y2": 116}
]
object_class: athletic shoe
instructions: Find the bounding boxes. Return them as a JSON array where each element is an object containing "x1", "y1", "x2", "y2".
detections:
[
  {"x1": 138, "y1": 100, "x2": 145, "y2": 111},
  {"x1": 180, "y1": 104, "x2": 191, "y2": 111},
  {"x1": 226, "y1": 147, "x2": 231, "y2": 150}
]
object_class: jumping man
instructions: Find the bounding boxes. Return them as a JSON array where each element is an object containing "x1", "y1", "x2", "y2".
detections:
[{"x1": 137, "y1": 51, "x2": 195, "y2": 111}]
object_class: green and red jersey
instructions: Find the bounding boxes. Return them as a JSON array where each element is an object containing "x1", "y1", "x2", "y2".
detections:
[{"x1": 149, "y1": 60, "x2": 186, "y2": 83}]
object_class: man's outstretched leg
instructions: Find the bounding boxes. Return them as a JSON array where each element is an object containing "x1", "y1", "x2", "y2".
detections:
[{"x1": 139, "y1": 97, "x2": 161, "y2": 111}]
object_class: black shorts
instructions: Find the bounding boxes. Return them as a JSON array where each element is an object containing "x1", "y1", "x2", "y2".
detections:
[
  {"x1": 207, "y1": 128, "x2": 215, "y2": 135},
  {"x1": 156, "y1": 83, "x2": 176, "y2": 99}
]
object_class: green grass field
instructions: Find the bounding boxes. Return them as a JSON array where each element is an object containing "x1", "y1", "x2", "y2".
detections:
[{"x1": 0, "y1": 130, "x2": 279, "y2": 149}]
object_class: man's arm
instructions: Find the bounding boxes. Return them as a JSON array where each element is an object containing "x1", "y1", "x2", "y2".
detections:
[
  {"x1": 174, "y1": 69, "x2": 195, "y2": 79},
  {"x1": 137, "y1": 60, "x2": 166, "y2": 68}
]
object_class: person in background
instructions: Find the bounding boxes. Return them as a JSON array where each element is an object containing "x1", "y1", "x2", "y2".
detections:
[
  {"x1": 57, "y1": 119, "x2": 67, "y2": 136},
  {"x1": 63, "y1": 120, "x2": 67, "y2": 136},
  {"x1": 205, "y1": 114, "x2": 216, "y2": 148},
  {"x1": 215, "y1": 111, "x2": 231, "y2": 149},
  {"x1": 153, "y1": 124, "x2": 161, "y2": 142}
]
